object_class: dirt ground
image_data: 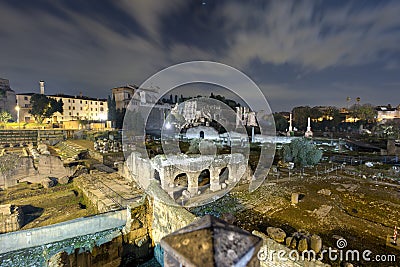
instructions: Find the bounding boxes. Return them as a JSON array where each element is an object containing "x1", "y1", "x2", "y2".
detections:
[
  {"x1": 0, "y1": 182, "x2": 97, "y2": 229},
  {"x1": 229, "y1": 173, "x2": 400, "y2": 266}
]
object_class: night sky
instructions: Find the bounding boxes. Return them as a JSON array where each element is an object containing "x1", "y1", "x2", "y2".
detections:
[{"x1": 1, "y1": 0, "x2": 399, "y2": 112}]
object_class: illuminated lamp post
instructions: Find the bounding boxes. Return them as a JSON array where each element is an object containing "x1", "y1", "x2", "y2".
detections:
[{"x1": 15, "y1": 105, "x2": 20, "y2": 130}]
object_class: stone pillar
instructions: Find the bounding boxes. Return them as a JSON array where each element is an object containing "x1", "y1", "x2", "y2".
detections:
[
  {"x1": 159, "y1": 168, "x2": 167, "y2": 190},
  {"x1": 187, "y1": 172, "x2": 199, "y2": 196},
  {"x1": 227, "y1": 165, "x2": 236, "y2": 183},
  {"x1": 210, "y1": 168, "x2": 221, "y2": 192}
]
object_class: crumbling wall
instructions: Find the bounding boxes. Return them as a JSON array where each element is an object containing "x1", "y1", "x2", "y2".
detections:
[{"x1": 0, "y1": 204, "x2": 24, "y2": 233}]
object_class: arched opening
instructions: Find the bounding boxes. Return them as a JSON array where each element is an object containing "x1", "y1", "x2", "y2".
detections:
[
  {"x1": 173, "y1": 173, "x2": 188, "y2": 200},
  {"x1": 174, "y1": 173, "x2": 188, "y2": 187},
  {"x1": 219, "y1": 167, "x2": 229, "y2": 184},
  {"x1": 199, "y1": 131, "x2": 205, "y2": 139},
  {"x1": 198, "y1": 169, "x2": 210, "y2": 193}
]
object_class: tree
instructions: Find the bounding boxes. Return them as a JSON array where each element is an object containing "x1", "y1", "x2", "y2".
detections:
[
  {"x1": 107, "y1": 95, "x2": 117, "y2": 122},
  {"x1": 187, "y1": 138, "x2": 201, "y2": 154},
  {"x1": 349, "y1": 103, "x2": 377, "y2": 123},
  {"x1": 0, "y1": 111, "x2": 12, "y2": 123},
  {"x1": 273, "y1": 113, "x2": 289, "y2": 132},
  {"x1": 292, "y1": 106, "x2": 312, "y2": 130},
  {"x1": 29, "y1": 94, "x2": 63, "y2": 123},
  {"x1": 281, "y1": 138, "x2": 322, "y2": 168}
]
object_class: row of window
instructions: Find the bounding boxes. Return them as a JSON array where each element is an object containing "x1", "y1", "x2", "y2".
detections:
[
  {"x1": 65, "y1": 99, "x2": 104, "y2": 105},
  {"x1": 67, "y1": 106, "x2": 104, "y2": 111},
  {"x1": 66, "y1": 112, "x2": 99, "y2": 117},
  {"x1": 21, "y1": 96, "x2": 105, "y2": 105}
]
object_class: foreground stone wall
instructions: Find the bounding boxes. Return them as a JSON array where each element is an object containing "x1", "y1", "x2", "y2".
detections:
[
  {"x1": 148, "y1": 184, "x2": 197, "y2": 265},
  {"x1": 0, "y1": 209, "x2": 127, "y2": 254}
]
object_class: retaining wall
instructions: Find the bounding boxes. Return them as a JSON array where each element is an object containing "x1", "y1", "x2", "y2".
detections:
[{"x1": 0, "y1": 209, "x2": 127, "y2": 254}]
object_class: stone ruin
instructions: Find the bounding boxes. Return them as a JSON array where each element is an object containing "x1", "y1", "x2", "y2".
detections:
[
  {"x1": 0, "y1": 204, "x2": 24, "y2": 233},
  {"x1": 125, "y1": 151, "x2": 248, "y2": 206},
  {"x1": 1, "y1": 143, "x2": 74, "y2": 188},
  {"x1": 94, "y1": 138, "x2": 122, "y2": 154}
]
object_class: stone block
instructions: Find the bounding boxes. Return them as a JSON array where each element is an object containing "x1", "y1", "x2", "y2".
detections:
[
  {"x1": 58, "y1": 176, "x2": 70, "y2": 185},
  {"x1": 291, "y1": 193, "x2": 298, "y2": 205},
  {"x1": 41, "y1": 177, "x2": 55, "y2": 188},
  {"x1": 310, "y1": 234, "x2": 322, "y2": 253},
  {"x1": 317, "y1": 189, "x2": 331, "y2": 196},
  {"x1": 266, "y1": 227, "x2": 286, "y2": 243},
  {"x1": 298, "y1": 238, "x2": 308, "y2": 252}
]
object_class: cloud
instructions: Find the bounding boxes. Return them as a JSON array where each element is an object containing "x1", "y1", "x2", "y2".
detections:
[
  {"x1": 115, "y1": 0, "x2": 189, "y2": 44},
  {"x1": 219, "y1": 1, "x2": 400, "y2": 71},
  {"x1": 0, "y1": 0, "x2": 399, "y2": 112}
]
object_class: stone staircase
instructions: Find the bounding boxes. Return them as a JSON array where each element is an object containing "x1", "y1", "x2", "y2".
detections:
[{"x1": 54, "y1": 141, "x2": 88, "y2": 161}]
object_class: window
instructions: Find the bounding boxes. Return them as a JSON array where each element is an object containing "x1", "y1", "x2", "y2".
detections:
[
  {"x1": 77, "y1": 113, "x2": 79, "y2": 116},
  {"x1": 72, "y1": 100, "x2": 75, "y2": 103},
  {"x1": 80, "y1": 100, "x2": 82, "y2": 104},
  {"x1": 95, "y1": 101, "x2": 97, "y2": 105},
  {"x1": 100, "y1": 102, "x2": 103, "y2": 105},
  {"x1": 68, "y1": 99, "x2": 70, "y2": 103},
  {"x1": 80, "y1": 107, "x2": 82, "y2": 110},
  {"x1": 95, "y1": 108, "x2": 97, "y2": 111},
  {"x1": 24, "y1": 96, "x2": 28, "y2": 100},
  {"x1": 69, "y1": 112, "x2": 71, "y2": 115},
  {"x1": 72, "y1": 107, "x2": 75, "y2": 110},
  {"x1": 85, "y1": 101, "x2": 88, "y2": 104},
  {"x1": 91, "y1": 108, "x2": 93, "y2": 111},
  {"x1": 68, "y1": 106, "x2": 71, "y2": 110},
  {"x1": 100, "y1": 107, "x2": 104, "y2": 111}
]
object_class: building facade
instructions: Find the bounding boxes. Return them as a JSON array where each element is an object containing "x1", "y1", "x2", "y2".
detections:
[
  {"x1": 111, "y1": 85, "x2": 137, "y2": 110},
  {"x1": 16, "y1": 80, "x2": 108, "y2": 123},
  {"x1": 0, "y1": 78, "x2": 17, "y2": 120},
  {"x1": 16, "y1": 93, "x2": 108, "y2": 123},
  {"x1": 376, "y1": 105, "x2": 400, "y2": 122}
]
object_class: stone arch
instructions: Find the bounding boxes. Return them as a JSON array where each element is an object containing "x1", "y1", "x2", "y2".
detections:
[{"x1": 219, "y1": 167, "x2": 229, "y2": 184}]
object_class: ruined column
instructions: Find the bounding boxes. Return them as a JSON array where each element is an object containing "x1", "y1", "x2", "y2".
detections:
[
  {"x1": 209, "y1": 168, "x2": 221, "y2": 192},
  {"x1": 187, "y1": 172, "x2": 199, "y2": 196}
]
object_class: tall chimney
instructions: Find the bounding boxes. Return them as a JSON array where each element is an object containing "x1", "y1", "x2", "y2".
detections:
[{"x1": 39, "y1": 80, "x2": 45, "y2": 95}]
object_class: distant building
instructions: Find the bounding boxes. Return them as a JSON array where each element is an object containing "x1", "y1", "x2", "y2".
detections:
[
  {"x1": 111, "y1": 84, "x2": 163, "y2": 110},
  {"x1": 49, "y1": 94, "x2": 108, "y2": 122},
  {"x1": 376, "y1": 105, "x2": 400, "y2": 122},
  {"x1": 112, "y1": 84, "x2": 171, "y2": 134},
  {"x1": 0, "y1": 78, "x2": 17, "y2": 120},
  {"x1": 16, "y1": 81, "x2": 108, "y2": 123},
  {"x1": 111, "y1": 85, "x2": 137, "y2": 110}
]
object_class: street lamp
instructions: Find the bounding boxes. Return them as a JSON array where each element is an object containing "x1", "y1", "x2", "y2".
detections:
[{"x1": 15, "y1": 105, "x2": 20, "y2": 129}]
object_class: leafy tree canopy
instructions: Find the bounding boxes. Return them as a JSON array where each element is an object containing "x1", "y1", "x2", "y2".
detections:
[
  {"x1": 273, "y1": 113, "x2": 289, "y2": 132},
  {"x1": 349, "y1": 103, "x2": 377, "y2": 122},
  {"x1": 29, "y1": 94, "x2": 63, "y2": 123},
  {"x1": 281, "y1": 138, "x2": 322, "y2": 168},
  {"x1": 0, "y1": 111, "x2": 12, "y2": 123}
]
